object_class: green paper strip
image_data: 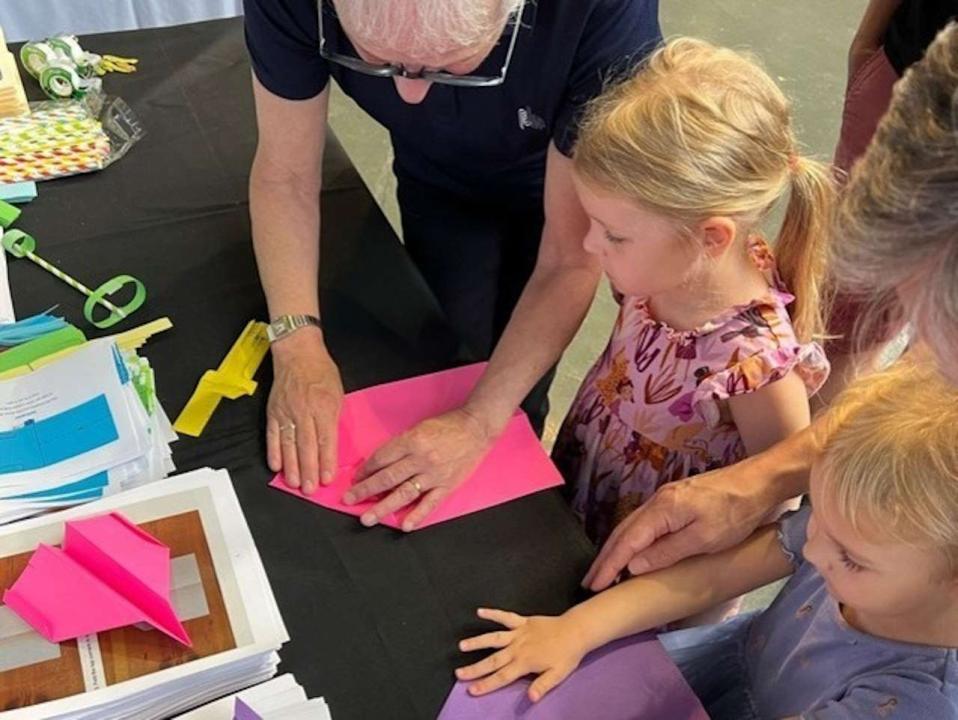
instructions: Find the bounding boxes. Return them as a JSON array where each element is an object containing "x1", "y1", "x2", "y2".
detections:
[
  {"x1": 0, "y1": 200, "x2": 20, "y2": 229},
  {"x1": 84, "y1": 274, "x2": 147, "y2": 329},
  {"x1": 0, "y1": 325, "x2": 87, "y2": 374}
]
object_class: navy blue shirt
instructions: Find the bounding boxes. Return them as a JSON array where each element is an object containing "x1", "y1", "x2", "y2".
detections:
[
  {"x1": 884, "y1": 0, "x2": 957, "y2": 74},
  {"x1": 244, "y1": 0, "x2": 661, "y2": 200}
]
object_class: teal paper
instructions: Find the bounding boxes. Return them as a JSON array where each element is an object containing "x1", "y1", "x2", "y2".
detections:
[{"x1": 0, "y1": 182, "x2": 38, "y2": 204}]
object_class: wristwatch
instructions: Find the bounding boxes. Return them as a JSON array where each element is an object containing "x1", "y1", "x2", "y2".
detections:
[{"x1": 266, "y1": 314, "x2": 322, "y2": 343}]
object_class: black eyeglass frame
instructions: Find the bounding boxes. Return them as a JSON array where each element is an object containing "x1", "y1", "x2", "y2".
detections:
[{"x1": 317, "y1": 0, "x2": 526, "y2": 87}]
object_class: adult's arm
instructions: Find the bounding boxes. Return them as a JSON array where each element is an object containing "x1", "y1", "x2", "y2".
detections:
[
  {"x1": 250, "y1": 78, "x2": 343, "y2": 494},
  {"x1": 582, "y1": 419, "x2": 820, "y2": 591},
  {"x1": 344, "y1": 143, "x2": 599, "y2": 530},
  {"x1": 848, "y1": 0, "x2": 904, "y2": 77}
]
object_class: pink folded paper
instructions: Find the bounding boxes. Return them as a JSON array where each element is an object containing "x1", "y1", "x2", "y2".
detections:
[
  {"x1": 270, "y1": 363, "x2": 563, "y2": 530},
  {"x1": 2, "y1": 512, "x2": 191, "y2": 646}
]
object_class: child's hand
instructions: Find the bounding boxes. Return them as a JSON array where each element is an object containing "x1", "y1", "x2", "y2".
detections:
[{"x1": 455, "y1": 608, "x2": 588, "y2": 702}]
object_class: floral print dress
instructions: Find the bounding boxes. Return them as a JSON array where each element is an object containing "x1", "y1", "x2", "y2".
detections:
[{"x1": 552, "y1": 240, "x2": 829, "y2": 545}]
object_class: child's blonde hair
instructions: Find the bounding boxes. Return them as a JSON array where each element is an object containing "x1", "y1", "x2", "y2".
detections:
[
  {"x1": 816, "y1": 360, "x2": 958, "y2": 574},
  {"x1": 574, "y1": 37, "x2": 836, "y2": 343}
]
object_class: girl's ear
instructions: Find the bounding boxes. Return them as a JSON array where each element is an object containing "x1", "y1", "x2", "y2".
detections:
[{"x1": 697, "y1": 216, "x2": 738, "y2": 257}]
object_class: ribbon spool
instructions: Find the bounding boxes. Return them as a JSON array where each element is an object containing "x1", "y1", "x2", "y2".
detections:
[
  {"x1": 39, "y1": 65, "x2": 83, "y2": 100},
  {"x1": 18, "y1": 38, "x2": 99, "y2": 99},
  {"x1": 19, "y1": 42, "x2": 57, "y2": 79},
  {"x1": 46, "y1": 36, "x2": 95, "y2": 77}
]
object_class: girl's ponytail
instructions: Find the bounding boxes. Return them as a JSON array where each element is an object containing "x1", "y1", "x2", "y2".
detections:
[{"x1": 775, "y1": 155, "x2": 837, "y2": 344}]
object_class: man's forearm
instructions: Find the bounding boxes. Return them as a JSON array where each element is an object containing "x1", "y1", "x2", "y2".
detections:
[
  {"x1": 249, "y1": 157, "x2": 323, "y2": 320},
  {"x1": 464, "y1": 258, "x2": 600, "y2": 436}
]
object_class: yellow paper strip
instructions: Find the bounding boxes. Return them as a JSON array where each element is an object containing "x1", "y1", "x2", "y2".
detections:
[{"x1": 173, "y1": 320, "x2": 270, "y2": 437}]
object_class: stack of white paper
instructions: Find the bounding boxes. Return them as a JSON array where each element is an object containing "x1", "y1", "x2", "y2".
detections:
[
  {"x1": 0, "y1": 468, "x2": 289, "y2": 719},
  {"x1": 0, "y1": 338, "x2": 177, "y2": 524},
  {"x1": 0, "y1": 235, "x2": 12, "y2": 323},
  {"x1": 176, "y1": 675, "x2": 333, "y2": 719}
]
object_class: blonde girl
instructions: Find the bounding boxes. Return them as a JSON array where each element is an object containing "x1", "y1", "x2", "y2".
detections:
[{"x1": 552, "y1": 38, "x2": 834, "y2": 551}]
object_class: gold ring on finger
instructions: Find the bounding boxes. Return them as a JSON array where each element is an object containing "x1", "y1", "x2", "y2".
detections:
[{"x1": 409, "y1": 479, "x2": 423, "y2": 495}]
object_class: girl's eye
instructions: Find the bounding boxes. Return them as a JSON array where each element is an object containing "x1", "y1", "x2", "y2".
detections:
[
  {"x1": 604, "y1": 230, "x2": 627, "y2": 244},
  {"x1": 839, "y1": 550, "x2": 863, "y2": 573}
]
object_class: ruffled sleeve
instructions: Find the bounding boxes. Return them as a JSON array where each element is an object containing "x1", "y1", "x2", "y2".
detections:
[{"x1": 688, "y1": 301, "x2": 830, "y2": 428}]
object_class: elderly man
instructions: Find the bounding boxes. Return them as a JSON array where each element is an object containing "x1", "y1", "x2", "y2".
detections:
[
  {"x1": 243, "y1": 0, "x2": 661, "y2": 529},
  {"x1": 585, "y1": 22, "x2": 958, "y2": 591}
]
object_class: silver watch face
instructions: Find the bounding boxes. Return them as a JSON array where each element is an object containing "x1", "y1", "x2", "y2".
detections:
[
  {"x1": 267, "y1": 318, "x2": 292, "y2": 342},
  {"x1": 268, "y1": 315, "x2": 316, "y2": 343}
]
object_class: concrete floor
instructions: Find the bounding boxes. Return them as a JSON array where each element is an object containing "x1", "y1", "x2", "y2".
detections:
[{"x1": 327, "y1": 1, "x2": 870, "y2": 608}]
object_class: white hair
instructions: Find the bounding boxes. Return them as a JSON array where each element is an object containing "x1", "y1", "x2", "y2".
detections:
[
  {"x1": 833, "y1": 23, "x2": 958, "y2": 377},
  {"x1": 332, "y1": 0, "x2": 524, "y2": 55}
]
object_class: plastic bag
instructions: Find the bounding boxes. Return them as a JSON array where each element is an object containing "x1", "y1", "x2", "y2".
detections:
[{"x1": 0, "y1": 89, "x2": 144, "y2": 183}]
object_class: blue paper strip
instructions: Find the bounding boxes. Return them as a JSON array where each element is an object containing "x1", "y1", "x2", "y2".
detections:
[
  {"x1": 0, "y1": 312, "x2": 68, "y2": 347},
  {"x1": 7, "y1": 472, "x2": 109, "y2": 500},
  {"x1": 0, "y1": 395, "x2": 118, "y2": 474}
]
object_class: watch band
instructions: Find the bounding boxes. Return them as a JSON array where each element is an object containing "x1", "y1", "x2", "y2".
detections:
[{"x1": 266, "y1": 314, "x2": 322, "y2": 343}]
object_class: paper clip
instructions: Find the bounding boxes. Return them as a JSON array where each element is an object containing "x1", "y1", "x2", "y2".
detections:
[{"x1": 173, "y1": 320, "x2": 270, "y2": 437}]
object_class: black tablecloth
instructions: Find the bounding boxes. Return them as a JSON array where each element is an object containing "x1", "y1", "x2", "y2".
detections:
[{"x1": 8, "y1": 19, "x2": 594, "y2": 720}]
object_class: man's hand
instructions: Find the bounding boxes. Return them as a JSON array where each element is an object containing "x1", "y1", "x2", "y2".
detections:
[
  {"x1": 342, "y1": 407, "x2": 493, "y2": 531},
  {"x1": 583, "y1": 455, "x2": 789, "y2": 591},
  {"x1": 267, "y1": 328, "x2": 344, "y2": 494}
]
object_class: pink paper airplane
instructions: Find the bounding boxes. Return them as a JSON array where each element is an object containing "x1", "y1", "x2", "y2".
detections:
[
  {"x1": 3, "y1": 512, "x2": 192, "y2": 646},
  {"x1": 270, "y1": 363, "x2": 564, "y2": 530}
]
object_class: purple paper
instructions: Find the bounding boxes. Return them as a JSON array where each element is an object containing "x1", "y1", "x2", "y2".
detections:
[
  {"x1": 233, "y1": 699, "x2": 262, "y2": 720},
  {"x1": 439, "y1": 634, "x2": 710, "y2": 720}
]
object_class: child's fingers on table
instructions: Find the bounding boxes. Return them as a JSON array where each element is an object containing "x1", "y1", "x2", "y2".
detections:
[
  {"x1": 477, "y1": 608, "x2": 527, "y2": 629},
  {"x1": 528, "y1": 667, "x2": 569, "y2": 703},
  {"x1": 468, "y1": 663, "x2": 528, "y2": 697},
  {"x1": 459, "y1": 629, "x2": 515, "y2": 652},
  {"x1": 455, "y1": 648, "x2": 513, "y2": 680}
]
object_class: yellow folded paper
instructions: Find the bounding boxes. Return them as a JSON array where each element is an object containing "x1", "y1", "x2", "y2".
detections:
[{"x1": 173, "y1": 320, "x2": 270, "y2": 437}]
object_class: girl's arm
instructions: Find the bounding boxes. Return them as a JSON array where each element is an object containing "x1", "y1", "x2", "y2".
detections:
[
  {"x1": 727, "y1": 370, "x2": 812, "y2": 459},
  {"x1": 457, "y1": 523, "x2": 794, "y2": 701}
]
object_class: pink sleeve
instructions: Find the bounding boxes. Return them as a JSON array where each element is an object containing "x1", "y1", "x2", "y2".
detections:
[{"x1": 691, "y1": 341, "x2": 830, "y2": 428}]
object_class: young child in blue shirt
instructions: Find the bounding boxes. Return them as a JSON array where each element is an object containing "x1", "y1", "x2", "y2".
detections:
[{"x1": 456, "y1": 359, "x2": 958, "y2": 719}]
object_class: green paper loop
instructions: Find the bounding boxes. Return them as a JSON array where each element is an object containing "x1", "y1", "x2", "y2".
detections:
[
  {"x1": 2, "y1": 229, "x2": 36, "y2": 258},
  {"x1": 84, "y1": 275, "x2": 147, "y2": 328}
]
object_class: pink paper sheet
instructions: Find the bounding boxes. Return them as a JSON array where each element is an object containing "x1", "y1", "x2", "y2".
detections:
[
  {"x1": 270, "y1": 363, "x2": 563, "y2": 530},
  {"x1": 2, "y1": 512, "x2": 191, "y2": 645}
]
